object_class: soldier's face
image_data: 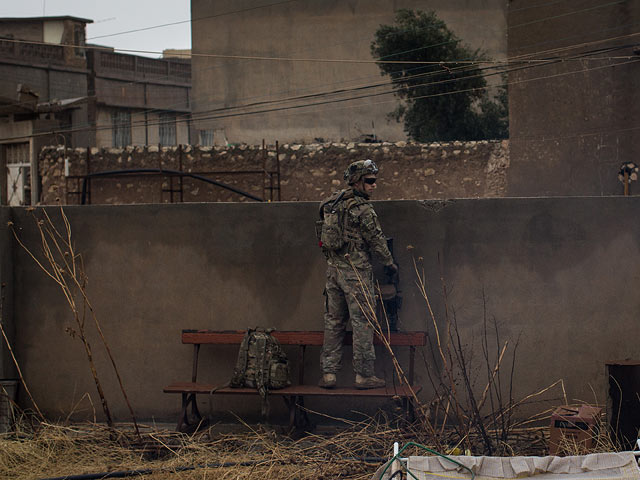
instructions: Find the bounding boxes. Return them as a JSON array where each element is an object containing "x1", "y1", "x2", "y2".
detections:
[{"x1": 361, "y1": 174, "x2": 377, "y2": 196}]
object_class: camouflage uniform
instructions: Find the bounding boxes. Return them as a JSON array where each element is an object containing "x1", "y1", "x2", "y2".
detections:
[{"x1": 320, "y1": 187, "x2": 394, "y2": 377}]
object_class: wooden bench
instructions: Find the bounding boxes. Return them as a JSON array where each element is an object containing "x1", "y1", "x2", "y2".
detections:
[{"x1": 163, "y1": 329, "x2": 426, "y2": 431}]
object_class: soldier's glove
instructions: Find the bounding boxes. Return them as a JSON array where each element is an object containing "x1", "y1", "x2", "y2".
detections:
[{"x1": 384, "y1": 263, "x2": 399, "y2": 277}]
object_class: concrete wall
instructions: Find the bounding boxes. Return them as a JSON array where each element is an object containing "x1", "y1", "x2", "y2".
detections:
[
  {"x1": 0, "y1": 63, "x2": 87, "y2": 104},
  {"x1": 5, "y1": 197, "x2": 640, "y2": 423},
  {"x1": 506, "y1": 0, "x2": 640, "y2": 196},
  {"x1": 191, "y1": 0, "x2": 507, "y2": 144},
  {"x1": 0, "y1": 208, "x2": 14, "y2": 379}
]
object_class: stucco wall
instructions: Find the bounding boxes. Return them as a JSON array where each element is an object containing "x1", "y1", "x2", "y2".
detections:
[
  {"x1": 5, "y1": 197, "x2": 640, "y2": 424},
  {"x1": 190, "y1": 0, "x2": 507, "y2": 144},
  {"x1": 0, "y1": 208, "x2": 14, "y2": 379},
  {"x1": 506, "y1": 0, "x2": 640, "y2": 196}
]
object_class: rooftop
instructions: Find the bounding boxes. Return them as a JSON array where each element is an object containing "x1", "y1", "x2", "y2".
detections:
[{"x1": 0, "y1": 16, "x2": 93, "y2": 24}]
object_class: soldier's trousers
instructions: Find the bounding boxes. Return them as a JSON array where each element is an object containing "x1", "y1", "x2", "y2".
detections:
[{"x1": 320, "y1": 265, "x2": 376, "y2": 377}]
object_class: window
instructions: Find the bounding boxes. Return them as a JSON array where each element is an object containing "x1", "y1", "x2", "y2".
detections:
[
  {"x1": 159, "y1": 112, "x2": 177, "y2": 145},
  {"x1": 199, "y1": 129, "x2": 214, "y2": 146},
  {"x1": 4, "y1": 142, "x2": 31, "y2": 206},
  {"x1": 111, "y1": 110, "x2": 131, "y2": 147},
  {"x1": 73, "y1": 25, "x2": 86, "y2": 57}
]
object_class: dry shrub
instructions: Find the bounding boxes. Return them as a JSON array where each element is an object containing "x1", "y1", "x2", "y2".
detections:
[{"x1": 0, "y1": 410, "x2": 554, "y2": 480}]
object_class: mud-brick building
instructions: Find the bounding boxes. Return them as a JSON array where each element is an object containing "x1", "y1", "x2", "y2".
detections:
[{"x1": 0, "y1": 16, "x2": 192, "y2": 206}]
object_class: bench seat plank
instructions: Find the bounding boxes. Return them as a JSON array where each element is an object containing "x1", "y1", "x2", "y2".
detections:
[
  {"x1": 182, "y1": 330, "x2": 426, "y2": 346},
  {"x1": 164, "y1": 382, "x2": 420, "y2": 398}
]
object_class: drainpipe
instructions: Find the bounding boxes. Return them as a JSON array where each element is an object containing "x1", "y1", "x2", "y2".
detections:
[{"x1": 29, "y1": 137, "x2": 39, "y2": 205}]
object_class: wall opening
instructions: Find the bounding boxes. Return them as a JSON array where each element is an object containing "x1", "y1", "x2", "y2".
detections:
[{"x1": 607, "y1": 362, "x2": 640, "y2": 450}]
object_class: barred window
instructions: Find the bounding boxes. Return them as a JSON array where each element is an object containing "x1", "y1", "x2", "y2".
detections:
[
  {"x1": 111, "y1": 110, "x2": 131, "y2": 147},
  {"x1": 199, "y1": 129, "x2": 214, "y2": 146},
  {"x1": 159, "y1": 112, "x2": 177, "y2": 145},
  {"x1": 4, "y1": 142, "x2": 30, "y2": 206}
]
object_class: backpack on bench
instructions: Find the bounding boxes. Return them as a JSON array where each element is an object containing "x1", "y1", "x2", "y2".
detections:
[{"x1": 230, "y1": 327, "x2": 291, "y2": 415}]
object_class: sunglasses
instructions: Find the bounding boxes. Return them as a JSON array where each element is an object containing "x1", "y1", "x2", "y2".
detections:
[{"x1": 363, "y1": 177, "x2": 377, "y2": 185}]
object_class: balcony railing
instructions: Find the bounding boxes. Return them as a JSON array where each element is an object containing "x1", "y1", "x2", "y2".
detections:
[
  {"x1": 0, "y1": 39, "x2": 65, "y2": 64},
  {"x1": 95, "y1": 50, "x2": 191, "y2": 83}
]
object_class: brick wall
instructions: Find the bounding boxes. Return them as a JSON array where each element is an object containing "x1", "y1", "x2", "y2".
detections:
[{"x1": 40, "y1": 140, "x2": 509, "y2": 204}]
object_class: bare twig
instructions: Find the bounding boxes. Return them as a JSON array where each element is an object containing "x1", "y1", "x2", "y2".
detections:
[
  {"x1": 9, "y1": 206, "x2": 140, "y2": 437},
  {"x1": 0, "y1": 286, "x2": 43, "y2": 420}
]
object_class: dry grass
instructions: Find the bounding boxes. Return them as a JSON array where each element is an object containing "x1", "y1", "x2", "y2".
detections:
[
  {"x1": 551, "y1": 416, "x2": 621, "y2": 457},
  {"x1": 0, "y1": 411, "x2": 557, "y2": 480}
]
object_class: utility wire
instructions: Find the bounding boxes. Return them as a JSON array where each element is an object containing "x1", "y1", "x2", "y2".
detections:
[
  {"x1": 509, "y1": 0, "x2": 627, "y2": 29},
  {"x1": 4, "y1": 39, "x2": 635, "y2": 141},
  {"x1": 184, "y1": 44, "x2": 632, "y2": 123},
  {"x1": 181, "y1": 57, "x2": 640, "y2": 125},
  {"x1": 2, "y1": 3, "x2": 637, "y2": 142},
  {"x1": 2, "y1": 35, "x2": 634, "y2": 141},
  {"x1": 86, "y1": 0, "x2": 302, "y2": 41},
  {"x1": 0, "y1": 38, "x2": 516, "y2": 64},
  {"x1": 170, "y1": 26, "x2": 640, "y2": 127},
  {"x1": 2, "y1": 3, "x2": 635, "y2": 119},
  {"x1": 1, "y1": 27, "x2": 637, "y2": 119},
  {"x1": 65, "y1": 0, "x2": 637, "y2": 121},
  {"x1": 90, "y1": 40, "x2": 637, "y2": 130},
  {"x1": 11, "y1": 44, "x2": 618, "y2": 139},
  {"x1": 509, "y1": 0, "x2": 572, "y2": 13},
  {"x1": 5, "y1": 53, "x2": 636, "y2": 143}
]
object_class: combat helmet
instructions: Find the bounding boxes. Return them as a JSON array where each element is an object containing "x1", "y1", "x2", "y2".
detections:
[{"x1": 344, "y1": 159, "x2": 379, "y2": 185}]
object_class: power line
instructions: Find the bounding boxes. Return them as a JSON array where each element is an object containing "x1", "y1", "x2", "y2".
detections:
[
  {"x1": 509, "y1": 0, "x2": 572, "y2": 13},
  {"x1": 3, "y1": 0, "x2": 632, "y2": 121},
  {"x1": 4, "y1": 52, "x2": 636, "y2": 143},
  {"x1": 23, "y1": 44, "x2": 621, "y2": 139},
  {"x1": 185, "y1": 57, "x2": 639, "y2": 125},
  {"x1": 0, "y1": 38, "x2": 509, "y2": 64},
  {"x1": 185, "y1": 44, "x2": 633, "y2": 123},
  {"x1": 51, "y1": 0, "x2": 628, "y2": 123},
  {"x1": 177, "y1": 27, "x2": 640, "y2": 128},
  {"x1": 179, "y1": 36, "x2": 640, "y2": 124},
  {"x1": 2, "y1": 2, "x2": 637, "y2": 142},
  {"x1": 3, "y1": 36, "x2": 636, "y2": 141},
  {"x1": 509, "y1": 0, "x2": 627, "y2": 29},
  {"x1": 86, "y1": 0, "x2": 302, "y2": 41}
]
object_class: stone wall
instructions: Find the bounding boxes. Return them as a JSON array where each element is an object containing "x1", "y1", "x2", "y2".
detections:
[{"x1": 40, "y1": 140, "x2": 509, "y2": 204}]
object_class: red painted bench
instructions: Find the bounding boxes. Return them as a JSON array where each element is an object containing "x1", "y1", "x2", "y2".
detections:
[{"x1": 163, "y1": 329, "x2": 426, "y2": 430}]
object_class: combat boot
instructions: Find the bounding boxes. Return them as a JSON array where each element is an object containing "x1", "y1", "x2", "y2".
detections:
[
  {"x1": 355, "y1": 374, "x2": 385, "y2": 390},
  {"x1": 318, "y1": 373, "x2": 337, "y2": 389}
]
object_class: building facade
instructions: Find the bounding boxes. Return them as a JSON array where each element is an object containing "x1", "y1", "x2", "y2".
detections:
[
  {"x1": 190, "y1": 0, "x2": 507, "y2": 145},
  {"x1": 0, "y1": 16, "x2": 192, "y2": 205},
  {"x1": 506, "y1": 0, "x2": 640, "y2": 196}
]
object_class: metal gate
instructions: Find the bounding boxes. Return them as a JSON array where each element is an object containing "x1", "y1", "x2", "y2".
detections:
[{"x1": 4, "y1": 142, "x2": 30, "y2": 206}]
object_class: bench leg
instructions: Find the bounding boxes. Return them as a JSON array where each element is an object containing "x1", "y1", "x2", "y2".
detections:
[
  {"x1": 177, "y1": 393, "x2": 203, "y2": 432},
  {"x1": 296, "y1": 396, "x2": 310, "y2": 428},
  {"x1": 285, "y1": 396, "x2": 296, "y2": 429},
  {"x1": 283, "y1": 395, "x2": 310, "y2": 431},
  {"x1": 402, "y1": 397, "x2": 416, "y2": 423}
]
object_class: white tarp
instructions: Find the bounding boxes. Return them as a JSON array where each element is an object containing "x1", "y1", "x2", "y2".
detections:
[{"x1": 374, "y1": 452, "x2": 640, "y2": 480}]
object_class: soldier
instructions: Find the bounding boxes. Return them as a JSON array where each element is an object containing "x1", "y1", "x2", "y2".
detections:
[{"x1": 317, "y1": 159, "x2": 398, "y2": 389}]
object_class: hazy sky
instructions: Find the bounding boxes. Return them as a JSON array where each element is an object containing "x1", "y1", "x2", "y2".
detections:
[{"x1": 2, "y1": 0, "x2": 191, "y2": 57}]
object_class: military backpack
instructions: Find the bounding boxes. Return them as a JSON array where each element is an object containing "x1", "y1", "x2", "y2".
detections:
[
  {"x1": 316, "y1": 189, "x2": 361, "y2": 252},
  {"x1": 230, "y1": 327, "x2": 290, "y2": 415}
]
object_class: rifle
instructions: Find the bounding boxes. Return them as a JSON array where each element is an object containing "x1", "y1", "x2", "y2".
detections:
[{"x1": 379, "y1": 237, "x2": 402, "y2": 331}]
